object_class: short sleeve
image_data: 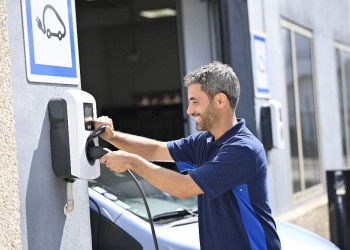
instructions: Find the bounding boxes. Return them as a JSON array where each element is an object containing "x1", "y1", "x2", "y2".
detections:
[
  {"x1": 167, "y1": 132, "x2": 208, "y2": 172},
  {"x1": 189, "y1": 145, "x2": 258, "y2": 200}
]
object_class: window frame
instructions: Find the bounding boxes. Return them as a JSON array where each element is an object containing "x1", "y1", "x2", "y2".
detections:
[
  {"x1": 334, "y1": 41, "x2": 350, "y2": 169},
  {"x1": 281, "y1": 19, "x2": 323, "y2": 200}
]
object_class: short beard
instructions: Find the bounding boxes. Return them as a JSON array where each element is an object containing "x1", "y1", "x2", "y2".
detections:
[{"x1": 195, "y1": 101, "x2": 218, "y2": 131}]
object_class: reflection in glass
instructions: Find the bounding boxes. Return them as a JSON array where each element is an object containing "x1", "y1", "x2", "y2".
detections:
[
  {"x1": 295, "y1": 33, "x2": 320, "y2": 189},
  {"x1": 89, "y1": 164, "x2": 197, "y2": 221},
  {"x1": 336, "y1": 50, "x2": 348, "y2": 168},
  {"x1": 282, "y1": 29, "x2": 301, "y2": 193},
  {"x1": 344, "y1": 52, "x2": 350, "y2": 167}
]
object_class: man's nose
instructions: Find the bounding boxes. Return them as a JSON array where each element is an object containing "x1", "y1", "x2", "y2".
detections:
[{"x1": 187, "y1": 104, "x2": 193, "y2": 115}]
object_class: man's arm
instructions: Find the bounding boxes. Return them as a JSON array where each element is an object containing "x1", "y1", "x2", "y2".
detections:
[
  {"x1": 109, "y1": 131, "x2": 173, "y2": 162},
  {"x1": 100, "y1": 150, "x2": 204, "y2": 199},
  {"x1": 94, "y1": 116, "x2": 173, "y2": 162}
]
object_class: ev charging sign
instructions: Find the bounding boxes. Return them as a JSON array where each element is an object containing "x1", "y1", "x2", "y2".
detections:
[
  {"x1": 21, "y1": 0, "x2": 80, "y2": 85},
  {"x1": 251, "y1": 32, "x2": 271, "y2": 99}
]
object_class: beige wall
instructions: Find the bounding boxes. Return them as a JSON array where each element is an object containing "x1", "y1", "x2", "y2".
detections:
[
  {"x1": 0, "y1": 0, "x2": 22, "y2": 249},
  {"x1": 277, "y1": 195, "x2": 330, "y2": 240}
]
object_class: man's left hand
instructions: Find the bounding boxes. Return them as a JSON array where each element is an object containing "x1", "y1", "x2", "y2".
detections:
[{"x1": 99, "y1": 150, "x2": 136, "y2": 173}]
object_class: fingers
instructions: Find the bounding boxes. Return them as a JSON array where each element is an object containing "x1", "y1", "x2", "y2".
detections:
[
  {"x1": 94, "y1": 116, "x2": 115, "y2": 140},
  {"x1": 99, "y1": 151, "x2": 131, "y2": 174},
  {"x1": 100, "y1": 153, "x2": 115, "y2": 172},
  {"x1": 94, "y1": 116, "x2": 114, "y2": 129},
  {"x1": 99, "y1": 153, "x2": 109, "y2": 164},
  {"x1": 105, "y1": 124, "x2": 114, "y2": 135},
  {"x1": 100, "y1": 151, "x2": 118, "y2": 171}
]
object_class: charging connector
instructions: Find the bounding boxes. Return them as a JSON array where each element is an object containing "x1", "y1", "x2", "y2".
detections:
[{"x1": 87, "y1": 146, "x2": 110, "y2": 160}]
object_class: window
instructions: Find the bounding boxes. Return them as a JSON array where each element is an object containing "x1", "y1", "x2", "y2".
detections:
[
  {"x1": 281, "y1": 21, "x2": 321, "y2": 194},
  {"x1": 335, "y1": 43, "x2": 350, "y2": 169}
]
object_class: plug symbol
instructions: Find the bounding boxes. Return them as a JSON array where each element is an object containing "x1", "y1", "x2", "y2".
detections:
[{"x1": 35, "y1": 4, "x2": 66, "y2": 41}]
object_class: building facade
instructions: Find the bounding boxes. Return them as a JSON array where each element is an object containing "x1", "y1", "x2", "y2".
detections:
[
  {"x1": 1, "y1": 0, "x2": 349, "y2": 248},
  {"x1": 248, "y1": 0, "x2": 350, "y2": 239}
]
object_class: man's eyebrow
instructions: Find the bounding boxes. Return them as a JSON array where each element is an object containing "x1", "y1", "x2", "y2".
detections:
[{"x1": 189, "y1": 97, "x2": 198, "y2": 101}]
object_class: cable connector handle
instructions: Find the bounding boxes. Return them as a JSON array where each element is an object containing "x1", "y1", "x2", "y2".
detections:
[
  {"x1": 87, "y1": 146, "x2": 111, "y2": 159},
  {"x1": 87, "y1": 124, "x2": 106, "y2": 142}
]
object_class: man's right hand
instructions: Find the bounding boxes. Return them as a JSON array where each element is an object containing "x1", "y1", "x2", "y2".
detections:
[{"x1": 94, "y1": 116, "x2": 115, "y2": 141}]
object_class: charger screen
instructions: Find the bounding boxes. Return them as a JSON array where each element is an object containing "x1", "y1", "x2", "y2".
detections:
[{"x1": 84, "y1": 103, "x2": 94, "y2": 131}]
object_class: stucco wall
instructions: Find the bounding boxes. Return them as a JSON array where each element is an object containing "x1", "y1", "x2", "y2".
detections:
[
  {"x1": 6, "y1": 0, "x2": 92, "y2": 249},
  {"x1": 0, "y1": 0, "x2": 22, "y2": 249}
]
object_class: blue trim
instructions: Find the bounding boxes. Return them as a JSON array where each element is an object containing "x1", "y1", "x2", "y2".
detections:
[
  {"x1": 252, "y1": 34, "x2": 270, "y2": 96},
  {"x1": 175, "y1": 161, "x2": 198, "y2": 173},
  {"x1": 257, "y1": 88, "x2": 270, "y2": 93},
  {"x1": 253, "y1": 34, "x2": 265, "y2": 42},
  {"x1": 233, "y1": 184, "x2": 267, "y2": 250},
  {"x1": 25, "y1": 0, "x2": 77, "y2": 78}
]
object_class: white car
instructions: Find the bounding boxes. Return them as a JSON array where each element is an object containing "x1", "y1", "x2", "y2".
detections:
[{"x1": 89, "y1": 164, "x2": 339, "y2": 249}]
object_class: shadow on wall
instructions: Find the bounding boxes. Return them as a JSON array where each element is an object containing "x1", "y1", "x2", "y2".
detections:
[{"x1": 26, "y1": 111, "x2": 67, "y2": 250}]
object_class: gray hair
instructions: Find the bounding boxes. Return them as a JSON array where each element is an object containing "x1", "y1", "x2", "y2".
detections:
[{"x1": 183, "y1": 61, "x2": 240, "y2": 111}]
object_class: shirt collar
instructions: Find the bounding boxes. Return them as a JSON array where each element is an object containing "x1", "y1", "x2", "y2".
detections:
[{"x1": 206, "y1": 118, "x2": 246, "y2": 146}]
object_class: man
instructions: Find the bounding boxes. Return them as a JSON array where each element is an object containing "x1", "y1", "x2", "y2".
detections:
[{"x1": 94, "y1": 61, "x2": 281, "y2": 250}]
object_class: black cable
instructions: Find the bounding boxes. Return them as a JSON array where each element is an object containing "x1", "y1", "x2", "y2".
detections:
[
  {"x1": 87, "y1": 145, "x2": 159, "y2": 250},
  {"x1": 126, "y1": 169, "x2": 159, "y2": 250}
]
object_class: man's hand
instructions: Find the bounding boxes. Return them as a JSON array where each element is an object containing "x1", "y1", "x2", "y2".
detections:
[
  {"x1": 100, "y1": 150, "x2": 136, "y2": 173},
  {"x1": 100, "y1": 150, "x2": 204, "y2": 200},
  {"x1": 94, "y1": 116, "x2": 115, "y2": 141},
  {"x1": 94, "y1": 116, "x2": 173, "y2": 162}
]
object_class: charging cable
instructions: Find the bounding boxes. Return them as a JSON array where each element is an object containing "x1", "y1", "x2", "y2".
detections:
[
  {"x1": 87, "y1": 144, "x2": 159, "y2": 250},
  {"x1": 127, "y1": 169, "x2": 159, "y2": 250}
]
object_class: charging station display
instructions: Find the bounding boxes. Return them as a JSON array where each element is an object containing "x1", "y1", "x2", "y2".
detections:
[{"x1": 84, "y1": 103, "x2": 94, "y2": 131}]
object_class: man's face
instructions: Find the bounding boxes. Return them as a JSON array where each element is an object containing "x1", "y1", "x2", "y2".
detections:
[{"x1": 187, "y1": 83, "x2": 218, "y2": 131}]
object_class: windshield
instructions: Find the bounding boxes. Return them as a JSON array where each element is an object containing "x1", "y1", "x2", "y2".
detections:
[{"x1": 88, "y1": 164, "x2": 198, "y2": 221}]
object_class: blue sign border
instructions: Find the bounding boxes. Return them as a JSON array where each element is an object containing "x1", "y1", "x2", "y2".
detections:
[
  {"x1": 25, "y1": 0, "x2": 77, "y2": 78},
  {"x1": 252, "y1": 34, "x2": 270, "y2": 95}
]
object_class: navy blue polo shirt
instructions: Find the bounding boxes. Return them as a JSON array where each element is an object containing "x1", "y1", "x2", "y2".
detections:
[{"x1": 167, "y1": 119, "x2": 281, "y2": 250}]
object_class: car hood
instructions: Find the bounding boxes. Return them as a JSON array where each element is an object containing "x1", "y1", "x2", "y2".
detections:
[
  {"x1": 156, "y1": 219, "x2": 200, "y2": 250},
  {"x1": 276, "y1": 220, "x2": 339, "y2": 250},
  {"x1": 157, "y1": 219, "x2": 339, "y2": 250}
]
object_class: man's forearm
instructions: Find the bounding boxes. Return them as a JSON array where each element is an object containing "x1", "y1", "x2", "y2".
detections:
[
  {"x1": 107, "y1": 131, "x2": 171, "y2": 161},
  {"x1": 99, "y1": 149, "x2": 203, "y2": 199},
  {"x1": 129, "y1": 154, "x2": 202, "y2": 199}
]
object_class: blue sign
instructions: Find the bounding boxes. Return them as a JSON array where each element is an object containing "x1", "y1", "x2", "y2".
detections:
[
  {"x1": 22, "y1": 0, "x2": 80, "y2": 84},
  {"x1": 251, "y1": 33, "x2": 270, "y2": 98}
]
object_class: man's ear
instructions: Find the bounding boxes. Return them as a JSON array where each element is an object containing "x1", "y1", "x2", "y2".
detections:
[{"x1": 215, "y1": 93, "x2": 228, "y2": 108}]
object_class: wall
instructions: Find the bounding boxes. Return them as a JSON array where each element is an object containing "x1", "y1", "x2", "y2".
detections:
[
  {"x1": 6, "y1": 1, "x2": 92, "y2": 249},
  {"x1": 277, "y1": 195, "x2": 330, "y2": 239},
  {"x1": 179, "y1": 0, "x2": 214, "y2": 135},
  {"x1": 248, "y1": 0, "x2": 350, "y2": 238},
  {"x1": 220, "y1": 0, "x2": 257, "y2": 136},
  {"x1": 248, "y1": 0, "x2": 295, "y2": 216},
  {"x1": 0, "y1": 0, "x2": 22, "y2": 248}
]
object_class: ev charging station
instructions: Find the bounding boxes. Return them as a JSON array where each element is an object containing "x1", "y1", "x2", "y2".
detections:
[
  {"x1": 48, "y1": 89, "x2": 159, "y2": 247},
  {"x1": 260, "y1": 99, "x2": 285, "y2": 150},
  {"x1": 48, "y1": 89, "x2": 106, "y2": 214}
]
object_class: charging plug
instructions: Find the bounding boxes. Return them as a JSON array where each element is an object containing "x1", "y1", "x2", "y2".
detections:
[
  {"x1": 87, "y1": 146, "x2": 111, "y2": 160},
  {"x1": 87, "y1": 124, "x2": 106, "y2": 142}
]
